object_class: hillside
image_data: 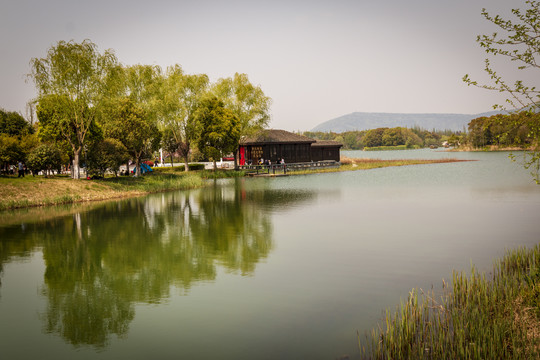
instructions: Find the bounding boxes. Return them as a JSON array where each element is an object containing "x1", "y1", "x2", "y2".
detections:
[{"x1": 311, "y1": 111, "x2": 501, "y2": 133}]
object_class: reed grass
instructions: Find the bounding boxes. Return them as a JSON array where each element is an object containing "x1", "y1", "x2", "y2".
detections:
[{"x1": 361, "y1": 245, "x2": 540, "y2": 359}]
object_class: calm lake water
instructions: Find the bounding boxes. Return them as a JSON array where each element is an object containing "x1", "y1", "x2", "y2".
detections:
[{"x1": 1, "y1": 149, "x2": 540, "y2": 360}]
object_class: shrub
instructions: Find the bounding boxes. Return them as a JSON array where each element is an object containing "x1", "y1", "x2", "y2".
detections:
[
  {"x1": 188, "y1": 163, "x2": 205, "y2": 171},
  {"x1": 86, "y1": 138, "x2": 129, "y2": 177},
  {"x1": 153, "y1": 163, "x2": 206, "y2": 172},
  {"x1": 27, "y1": 143, "x2": 63, "y2": 175},
  {"x1": 0, "y1": 134, "x2": 23, "y2": 169}
]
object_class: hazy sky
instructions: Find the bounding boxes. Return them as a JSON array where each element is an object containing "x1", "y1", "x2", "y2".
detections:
[{"x1": 0, "y1": 0, "x2": 524, "y2": 131}]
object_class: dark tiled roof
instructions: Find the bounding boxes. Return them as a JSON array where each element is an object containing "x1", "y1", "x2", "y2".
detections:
[
  {"x1": 312, "y1": 140, "x2": 343, "y2": 147},
  {"x1": 240, "y1": 129, "x2": 315, "y2": 145}
]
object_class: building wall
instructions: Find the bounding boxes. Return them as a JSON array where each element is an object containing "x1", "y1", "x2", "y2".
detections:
[
  {"x1": 311, "y1": 147, "x2": 341, "y2": 162},
  {"x1": 241, "y1": 143, "x2": 339, "y2": 164}
]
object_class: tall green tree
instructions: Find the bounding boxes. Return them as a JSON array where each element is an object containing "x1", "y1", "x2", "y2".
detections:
[
  {"x1": 99, "y1": 64, "x2": 163, "y2": 176},
  {"x1": 195, "y1": 97, "x2": 240, "y2": 170},
  {"x1": 464, "y1": 1, "x2": 540, "y2": 182},
  {"x1": 159, "y1": 65, "x2": 209, "y2": 171},
  {"x1": 29, "y1": 40, "x2": 117, "y2": 179},
  {"x1": 212, "y1": 73, "x2": 271, "y2": 168},
  {"x1": 104, "y1": 98, "x2": 160, "y2": 177}
]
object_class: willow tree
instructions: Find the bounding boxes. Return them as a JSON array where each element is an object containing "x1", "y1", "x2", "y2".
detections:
[
  {"x1": 29, "y1": 40, "x2": 117, "y2": 179},
  {"x1": 212, "y1": 73, "x2": 271, "y2": 168},
  {"x1": 159, "y1": 65, "x2": 209, "y2": 171},
  {"x1": 463, "y1": 1, "x2": 540, "y2": 182}
]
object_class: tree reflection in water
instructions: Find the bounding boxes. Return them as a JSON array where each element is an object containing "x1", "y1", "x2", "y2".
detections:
[{"x1": 0, "y1": 178, "x2": 315, "y2": 348}]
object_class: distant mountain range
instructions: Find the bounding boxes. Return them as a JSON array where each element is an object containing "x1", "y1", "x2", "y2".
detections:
[{"x1": 311, "y1": 111, "x2": 503, "y2": 133}]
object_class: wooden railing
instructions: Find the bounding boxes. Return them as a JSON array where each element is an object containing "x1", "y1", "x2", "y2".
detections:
[{"x1": 239, "y1": 160, "x2": 340, "y2": 175}]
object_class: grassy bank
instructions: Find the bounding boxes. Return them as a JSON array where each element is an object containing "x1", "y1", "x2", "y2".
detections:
[
  {"x1": 361, "y1": 245, "x2": 540, "y2": 359},
  {"x1": 0, "y1": 172, "x2": 206, "y2": 210}
]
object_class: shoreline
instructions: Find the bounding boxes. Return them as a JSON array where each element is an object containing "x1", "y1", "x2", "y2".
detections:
[
  {"x1": 0, "y1": 158, "x2": 468, "y2": 211},
  {"x1": 447, "y1": 145, "x2": 537, "y2": 152}
]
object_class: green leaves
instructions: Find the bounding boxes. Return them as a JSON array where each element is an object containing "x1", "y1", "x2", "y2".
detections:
[
  {"x1": 86, "y1": 138, "x2": 129, "y2": 177},
  {"x1": 212, "y1": 72, "x2": 271, "y2": 135},
  {"x1": 158, "y1": 65, "x2": 210, "y2": 170},
  {"x1": 195, "y1": 97, "x2": 240, "y2": 168},
  {"x1": 0, "y1": 109, "x2": 33, "y2": 137},
  {"x1": 26, "y1": 39, "x2": 272, "y2": 177},
  {"x1": 466, "y1": 1, "x2": 540, "y2": 183},
  {"x1": 466, "y1": 1, "x2": 540, "y2": 111}
]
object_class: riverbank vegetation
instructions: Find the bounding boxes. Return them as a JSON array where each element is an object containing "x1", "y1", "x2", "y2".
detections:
[
  {"x1": 460, "y1": 111, "x2": 539, "y2": 150},
  {"x1": 361, "y1": 245, "x2": 540, "y2": 359}
]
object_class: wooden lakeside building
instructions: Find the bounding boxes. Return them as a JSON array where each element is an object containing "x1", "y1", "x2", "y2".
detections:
[{"x1": 238, "y1": 129, "x2": 342, "y2": 165}]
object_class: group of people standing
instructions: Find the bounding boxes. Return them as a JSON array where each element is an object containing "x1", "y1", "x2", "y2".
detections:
[{"x1": 257, "y1": 158, "x2": 285, "y2": 166}]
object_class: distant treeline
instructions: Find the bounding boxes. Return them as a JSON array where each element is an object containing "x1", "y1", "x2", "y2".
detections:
[
  {"x1": 464, "y1": 111, "x2": 540, "y2": 148},
  {"x1": 305, "y1": 111, "x2": 539, "y2": 151},
  {"x1": 304, "y1": 127, "x2": 454, "y2": 150}
]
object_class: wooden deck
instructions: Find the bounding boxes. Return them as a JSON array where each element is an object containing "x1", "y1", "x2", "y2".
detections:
[{"x1": 240, "y1": 160, "x2": 341, "y2": 176}]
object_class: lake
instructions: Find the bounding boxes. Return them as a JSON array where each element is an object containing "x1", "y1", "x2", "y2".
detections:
[{"x1": 1, "y1": 149, "x2": 539, "y2": 359}]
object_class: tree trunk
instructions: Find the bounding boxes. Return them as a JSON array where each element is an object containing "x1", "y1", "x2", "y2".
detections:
[
  {"x1": 170, "y1": 154, "x2": 174, "y2": 168},
  {"x1": 126, "y1": 160, "x2": 130, "y2": 176},
  {"x1": 213, "y1": 159, "x2": 217, "y2": 171},
  {"x1": 134, "y1": 158, "x2": 141, "y2": 177},
  {"x1": 234, "y1": 151, "x2": 239, "y2": 170},
  {"x1": 72, "y1": 151, "x2": 81, "y2": 179},
  {"x1": 184, "y1": 155, "x2": 189, "y2": 172}
]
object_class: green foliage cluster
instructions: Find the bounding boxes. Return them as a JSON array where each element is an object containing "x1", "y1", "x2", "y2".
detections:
[
  {"x1": 26, "y1": 143, "x2": 64, "y2": 175},
  {"x1": 86, "y1": 138, "x2": 129, "y2": 177},
  {"x1": 195, "y1": 97, "x2": 240, "y2": 170},
  {"x1": 0, "y1": 108, "x2": 36, "y2": 172},
  {"x1": 464, "y1": 111, "x2": 539, "y2": 148},
  {"x1": 304, "y1": 127, "x2": 443, "y2": 150},
  {"x1": 5, "y1": 39, "x2": 271, "y2": 179},
  {"x1": 0, "y1": 109, "x2": 33, "y2": 136}
]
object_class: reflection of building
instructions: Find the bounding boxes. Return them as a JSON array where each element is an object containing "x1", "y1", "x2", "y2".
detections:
[{"x1": 238, "y1": 129, "x2": 342, "y2": 165}]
